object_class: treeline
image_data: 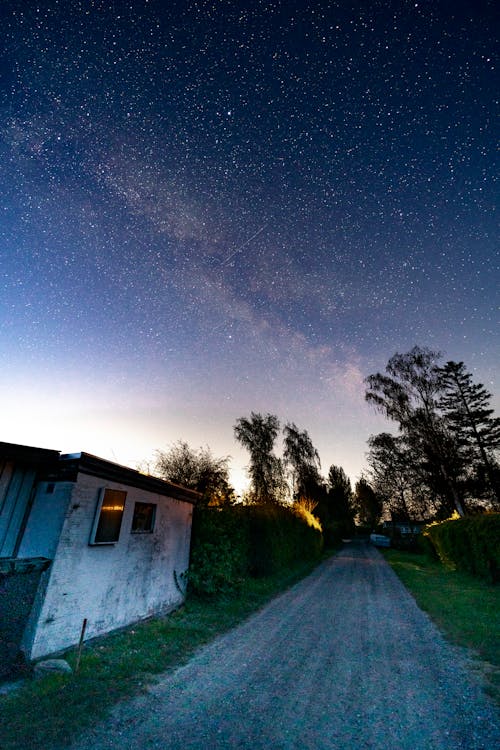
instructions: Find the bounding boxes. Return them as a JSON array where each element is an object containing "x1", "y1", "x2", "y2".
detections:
[
  {"x1": 365, "y1": 346, "x2": 500, "y2": 521},
  {"x1": 151, "y1": 414, "x2": 378, "y2": 546},
  {"x1": 149, "y1": 414, "x2": 369, "y2": 595},
  {"x1": 146, "y1": 345, "x2": 500, "y2": 592}
]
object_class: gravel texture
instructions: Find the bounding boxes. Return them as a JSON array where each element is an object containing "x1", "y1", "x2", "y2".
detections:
[{"x1": 70, "y1": 541, "x2": 500, "y2": 750}]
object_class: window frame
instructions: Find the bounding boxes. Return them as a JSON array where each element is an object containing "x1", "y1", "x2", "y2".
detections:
[
  {"x1": 89, "y1": 488, "x2": 127, "y2": 545},
  {"x1": 130, "y1": 501, "x2": 157, "y2": 534}
]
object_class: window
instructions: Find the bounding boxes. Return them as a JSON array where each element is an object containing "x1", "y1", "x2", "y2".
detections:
[
  {"x1": 131, "y1": 502, "x2": 156, "y2": 533},
  {"x1": 90, "y1": 489, "x2": 127, "y2": 544}
]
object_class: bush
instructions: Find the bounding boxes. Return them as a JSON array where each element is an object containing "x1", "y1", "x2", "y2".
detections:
[
  {"x1": 424, "y1": 513, "x2": 500, "y2": 583},
  {"x1": 188, "y1": 504, "x2": 323, "y2": 595}
]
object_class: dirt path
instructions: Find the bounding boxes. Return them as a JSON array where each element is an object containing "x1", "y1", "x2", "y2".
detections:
[{"x1": 70, "y1": 542, "x2": 499, "y2": 749}]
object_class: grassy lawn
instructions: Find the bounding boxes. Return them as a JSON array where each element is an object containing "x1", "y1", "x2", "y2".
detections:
[
  {"x1": 0, "y1": 556, "x2": 326, "y2": 750},
  {"x1": 383, "y1": 548, "x2": 500, "y2": 703}
]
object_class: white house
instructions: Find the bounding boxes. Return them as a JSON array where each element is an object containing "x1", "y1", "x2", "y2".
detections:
[{"x1": 0, "y1": 442, "x2": 199, "y2": 668}]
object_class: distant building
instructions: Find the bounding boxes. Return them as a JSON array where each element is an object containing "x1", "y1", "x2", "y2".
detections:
[
  {"x1": 0, "y1": 442, "x2": 199, "y2": 674},
  {"x1": 382, "y1": 519, "x2": 427, "y2": 536}
]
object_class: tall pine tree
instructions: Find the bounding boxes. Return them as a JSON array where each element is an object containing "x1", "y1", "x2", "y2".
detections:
[{"x1": 438, "y1": 361, "x2": 500, "y2": 506}]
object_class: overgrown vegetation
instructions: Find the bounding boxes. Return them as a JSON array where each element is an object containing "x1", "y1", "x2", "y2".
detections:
[
  {"x1": 383, "y1": 547, "x2": 500, "y2": 703},
  {"x1": 424, "y1": 513, "x2": 500, "y2": 583},
  {"x1": 0, "y1": 556, "x2": 327, "y2": 750}
]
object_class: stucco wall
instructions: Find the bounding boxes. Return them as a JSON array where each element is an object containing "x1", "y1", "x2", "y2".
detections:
[{"x1": 23, "y1": 472, "x2": 194, "y2": 660}]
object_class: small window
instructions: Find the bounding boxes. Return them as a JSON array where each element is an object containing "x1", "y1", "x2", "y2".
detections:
[
  {"x1": 90, "y1": 489, "x2": 127, "y2": 545},
  {"x1": 131, "y1": 502, "x2": 156, "y2": 533}
]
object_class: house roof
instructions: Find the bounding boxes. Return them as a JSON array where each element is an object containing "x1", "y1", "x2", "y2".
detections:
[
  {"x1": 0, "y1": 441, "x2": 200, "y2": 505},
  {"x1": 0, "y1": 441, "x2": 60, "y2": 465},
  {"x1": 58, "y1": 452, "x2": 201, "y2": 505}
]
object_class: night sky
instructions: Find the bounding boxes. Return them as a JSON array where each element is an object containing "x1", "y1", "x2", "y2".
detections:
[{"x1": 1, "y1": 0, "x2": 498, "y2": 492}]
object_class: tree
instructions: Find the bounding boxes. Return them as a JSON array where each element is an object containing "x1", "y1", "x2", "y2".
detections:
[
  {"x1": 234, "y1": 412, "x2": 286, "y2": 504},
  {"x1": 282, "y1": 422, "x2": 322, "y2": 500},
  {"x1": 365, "y1": 346, "x2": 467, "y2": 516},
  {"x1": 367, "y1": 432, "x2": 433, "y2": 521},
  {"x1": 153, "y1": 441, "x2": 234, "y2": 506},
  {"x1": 353, "y1": 477, "x2": 383, "y2": 529},
  {"x1": 312, "y1": 464, "x2": 354, "y2": 545},
  {"x1": 327, "y1": 465, "x2": 355, "y2": 527},
  {"x1": 438, "y1": 361, "x2": 500, "y2": 506}
]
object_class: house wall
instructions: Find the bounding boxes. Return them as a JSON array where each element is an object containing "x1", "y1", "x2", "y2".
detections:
[{"x1": 22, "y1": 472, "x2": 194, "y2": 661}]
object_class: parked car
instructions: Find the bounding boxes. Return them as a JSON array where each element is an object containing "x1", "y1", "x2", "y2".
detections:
[{"x1": 369, "y1": 533, "x2": 391, "y2": 548}]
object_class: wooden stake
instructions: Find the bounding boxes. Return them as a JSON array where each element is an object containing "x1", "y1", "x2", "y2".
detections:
[{"x1": 75, "y1": 618, "x2": 88, "y2": 673}]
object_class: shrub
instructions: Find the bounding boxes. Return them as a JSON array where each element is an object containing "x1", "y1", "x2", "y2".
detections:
[{"x1": 424, "y1": 513, "x2": 500, "y2": 583}]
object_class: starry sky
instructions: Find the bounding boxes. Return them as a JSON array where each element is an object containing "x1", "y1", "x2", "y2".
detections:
[{"x1": 1, "y1": 0, "x2": 498, "y2": 493}]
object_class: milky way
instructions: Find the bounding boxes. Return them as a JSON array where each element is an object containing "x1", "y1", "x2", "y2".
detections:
[{"x1": 1, "y1": 1, "x2": 498, "y2": 488}]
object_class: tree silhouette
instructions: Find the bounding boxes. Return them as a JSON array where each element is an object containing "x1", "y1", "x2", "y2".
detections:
[
  {"x1": 438, "y1": 361, "x2": 500, "y2": 506},
  {"x1": 153, "y1": 441, "x2": 234, "y2": 506},
  {"x1": 234, "y1": 412, "x2": 285, "y2": 504},
  {"x1": 282, "y1": 422, "x2": 322, "y2": 500},
  {"x1": 354, "y1": 477, "x2": 383, "y2": 529},
  {"x1": 366, "y1": 346, "x2": 466, "y2": 516}
]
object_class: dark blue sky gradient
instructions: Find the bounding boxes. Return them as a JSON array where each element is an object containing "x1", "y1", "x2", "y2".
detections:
[{"x1": 1, "y1": 0, "x2": 498, "y2": 489}]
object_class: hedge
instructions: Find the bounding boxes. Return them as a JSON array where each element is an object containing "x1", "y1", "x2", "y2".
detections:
[
  {"x1": 188, "y1": 504, "x2": 323, "y2": 596},
  {"x1": 187, "y1": 506, "x2": 250, "y2": 596},
  {"x1": 246, "y1": 504, "x2": 323, "y2": 576},
  {"x1": 424, "y1": 513, "x2": 500, "y2": 583}
]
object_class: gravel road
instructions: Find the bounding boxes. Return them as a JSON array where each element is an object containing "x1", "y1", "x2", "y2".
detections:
[{"x1": 70, "y1": 542, "x2": 499, "y2": 750}]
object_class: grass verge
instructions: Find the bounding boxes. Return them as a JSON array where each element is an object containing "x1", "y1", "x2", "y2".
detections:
[
  {"x1": 383, "y1": 548, "x2": 500, "y2": 703},
  {"x1": 0, "y1": 555, "x2": 328, "y2": 750}
]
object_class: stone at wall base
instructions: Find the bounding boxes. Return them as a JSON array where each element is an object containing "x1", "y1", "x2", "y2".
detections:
[{"x1": 33, "y1": 659, "x2": 73, "y2": 677}]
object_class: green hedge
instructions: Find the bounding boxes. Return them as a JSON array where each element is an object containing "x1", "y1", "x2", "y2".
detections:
[
  {"x1": 187, "y1": 507, "x2": 249, "y2": 596},
  {"x1": 247, "y1": 505, "x2": 323, "y2": 576},
  {"x1": 424, "y1": 514, "x2": 500, "y2": 583},
  {"x1": 188, "y1": 504, "x2": 323, "y2": 596}
]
